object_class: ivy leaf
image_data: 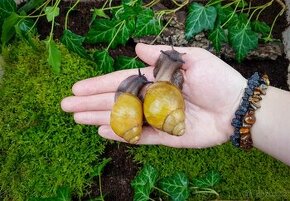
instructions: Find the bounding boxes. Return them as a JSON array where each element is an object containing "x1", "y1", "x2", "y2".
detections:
[
  {"x1": 93, "y1": 50, "x2": 114, "y2": 73},
  {"x1": 216, "y1": 6, "x2": 239, "y2": 28},
  {"x1": 131, "y1": 164, "x2": 158, "y2": 201},
  {"x1": 114, "y1": 4, "x2": 143, "y2": 20},
  {"x1": 45, "y1": 6, "x2": 60, "y2": 22},
  {"x1": 208, "y1": 26, "x2": 227, "y2": 52},
  {"x1": 61, "y1": 29, "x2": 90, "y2": 59},
  {"x1": 15, "y1": 18, "x2": 37, "y2": 48},
  {"x1": 134, "y1": 8, "x2": 162, "y2": 37},
  {"x1": 251, "y1": 20, "x2": 270, "y2": 37},
  {"x1": 0, "y1": 0, "x2": 16, "y2": 20},
  {"x1": 193, "y1": 171, "x2": 220, "y2": 188},
  {"x1": 185, "y1": 3, "x2": 217, "y2": 40},
  {"x1": 229, "y1": 24, "x2": 258, "y2": 62},
  {"x1": 159, "y1": 172, "x2": 189, "y2": 201},
  {"x1": 122, "y1": 0, "x2": 142, "y2": 6},
  {"x1": 86, "y1": 18, "x2": 134, "y2": 48},
  {"x1": 18, "y1": 0, "x2": 45, "y2": 13},
  {"x1": 234, "y1": 0, "x2": 248, "y2": 8},
  {"x1": 114, "y1": 56, "x2": 145, "y2": 70},
  {"x1": 92, "y1": 8, "x2": 110, "y2": 19},
  {"x1": 45, "y1": 39, "x2": 61, "y2": 73},
  {"x1": 1, "y1": 12, "x2": 20, "y2": 46},
  {"x1": 91, "y1": 158, "x2": 112, "y2": 177}
]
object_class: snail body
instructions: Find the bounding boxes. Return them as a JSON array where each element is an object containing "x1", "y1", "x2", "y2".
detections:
[
  {"x1": 110, "y1": 71, "x2": 148, "y2": 143},
  {"x1": 144, "y1": 81, "x2": 185, "y2": 136},
  {"x1": 143, "y1": 48, "x2": 186, "y2": 136}
]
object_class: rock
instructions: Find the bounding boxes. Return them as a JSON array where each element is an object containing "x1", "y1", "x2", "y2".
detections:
[{"x1": 134, "y1": 10, "x2": 284, "y2": 61}]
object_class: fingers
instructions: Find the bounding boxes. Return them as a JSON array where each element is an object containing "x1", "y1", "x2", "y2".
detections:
[
  {"x1": 135, "y1": 43, "x2": 211, "y2": 69},
  {"x1": 72, "y1": 67, "x2": 154, "y2": 96},
  {"x1": 61, "y1": 93, "x2": 114, "y2": 112},
  {"x1": 99, "y1": 125, "x2": 183, "y2": 147},
  {"x1": 74, "y1": 111, "x2": 110, "y2": 125}
]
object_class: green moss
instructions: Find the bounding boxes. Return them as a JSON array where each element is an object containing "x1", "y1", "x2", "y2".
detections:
[
  {"x1": 129, "y1": 143, "x2": 290, "y2": 200},
  {"x1": 0, "y1": 40, "x2": 106, "y2": 200}
]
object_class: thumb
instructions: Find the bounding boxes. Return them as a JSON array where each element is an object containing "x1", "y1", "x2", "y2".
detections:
[{"x1": 135, "y1": 43, "x2": 210, "y2": 69}]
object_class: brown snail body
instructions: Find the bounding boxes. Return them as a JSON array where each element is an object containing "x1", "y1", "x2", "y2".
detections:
[
  {"x1": 143, "y1": 81, "x2": 185, "y2": 136},
  {"x1": 110, "y1": 71, "x2": 148, "y2": 143},
  {"x1": 143, "y1": 48, "x2": 186, "y2": 136}
]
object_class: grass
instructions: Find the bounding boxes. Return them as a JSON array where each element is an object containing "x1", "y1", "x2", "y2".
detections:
[
  {"x1": 0, "y1": 39, "x2": 107, "y2": 200},
  {"x1": 129, "y1": 142, "x2": 290, "y2": 200}
]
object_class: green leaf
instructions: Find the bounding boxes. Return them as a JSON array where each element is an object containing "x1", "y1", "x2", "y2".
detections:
[
  {"x1": 114, "y1": 56, "x2": 145, "y2": 70},
  {"x1": 114, "y1": 4, "x2": 143, "y2": 20},
  {"x1": 93, "y1": 50, "x2": 114, "y2": 73},
  {"x1": 131, "y1": 164, "x2": 158, "y2": 201},
  {"x1": 229, "y1": 24, "x2": 258, "y2": 62},
  {"x1": 234, "y1": 0, "x2": 248, "y2": 8},
  {"x1": 91, "y1": 158, "x2": 112, "y2": 177},
  {"x1": 45, "y1": 6, "x2": 60, "y2": 22},
  {"x1": 86, "y1": 18, "x2": 134, "y2": 48},
  {"x1": 251, "y1": 20, "x2": 271, "y2": 37},
  {"x1": 15, "y1": 18, "x2": 37, "y2": 48},
  {"x1": 134, "y1": 8, "x2": 161, "y2": 37},
  {"x1": 185, "y1": 3, "x2": 217, "y2": 40},
  {"x1": 159, "y1": 172, "x2": 189, "y2": 201},
  {"x1": 45, "y1": 39, "x2": 61, "y2": 73},
  {"x1": 61, "y1": 29, "x2": 90, "y2": 59},
  {"x1": 1, "y1": 12, "x2": 20, "y2": 46},
  {"x1": 92, "y1": 8, "x2": 110, "y2": 20},
  {"x1": 122, "y1": 0, "x2": 142, "y2": 6},
  {"x1": 0, "y1": 0, "x2": 16, "y2": 19},
  {"x1": 55, "y1": 186, "x2": 71, "y2": 201},
  {"x1": 208, "y1": 26, "x2": 227, "y2": 52},
  {"x1": 216, "y1": 6, "x2": 239, "y2": 28},
  {"x1": 18, "y1": 0, "x2": 45, "y2": 13},
  {"x1": 193, "y1": 171, "x2": 220, "y2": 188}
]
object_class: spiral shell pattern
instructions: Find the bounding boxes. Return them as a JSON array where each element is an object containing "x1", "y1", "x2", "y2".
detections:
[
  {"x1": 143, "y1": 81, "x2": 185, "y2": 136},
  {"x1": 110, "y1": 93, "x2": 143, "y2": 143}
]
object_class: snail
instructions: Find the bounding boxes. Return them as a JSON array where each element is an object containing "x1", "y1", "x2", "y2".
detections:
[
  {"x1": 143, "y1": 48, "x2": 186, "y2": 136},
  {"x1": 110, "y1": 69, "x2": 148, "y2": 143}
]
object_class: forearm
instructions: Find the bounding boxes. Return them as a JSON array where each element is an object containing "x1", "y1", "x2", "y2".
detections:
[{"x1": 252, "y1": 86, "x2": 290, "y2": 166}]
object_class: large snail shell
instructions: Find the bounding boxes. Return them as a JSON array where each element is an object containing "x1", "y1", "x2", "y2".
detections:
[
  {"x1": 110, "y1": 93, "x2": 143, "y2": 143},
  {"x1": 143, "y1": 81, "x2": 185, "y2": 136}
]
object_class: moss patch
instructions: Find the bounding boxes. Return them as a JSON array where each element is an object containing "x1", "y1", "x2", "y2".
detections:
[
  {"x1": 0, "y1": 40, "x2": 106, "y2": 200},
  {"x1": 130, "y1": 143, "x2": 290, "y2": 200}
]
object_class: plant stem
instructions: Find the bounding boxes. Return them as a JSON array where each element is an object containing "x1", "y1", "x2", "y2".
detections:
[
  {"x1": 144, "y1": 0, "x2": 160, "y2": 8},
  {"x1": 206, "y1": 0, "x2": 222, "y2": 7},
  {"x1": 28, "y1": 0, "x2": 51, "y2": 16},
  {"x1": 150, "y1": 15, "x2": 173, "y2": 45},
  {"x1": 265, "y1": 3, "x2": 286, "y2": 41},
  {"x1": 190, "y1": 187, "x2": 219, "y2": 197},
  {"x1": 221, "y1": 0, "x2": 241, "y2": 28},
  {"x1": 64, "y1": 0, "x2": 80, "y2": 30},
  {"x1": 99, "y1": 174, "x2": 104, "y2": 201},
  {"x1": 153, "y1": 186, "x2": 170, "y2": 196},
  {"x1": 105, "y1": 21, "x2": 125, "y2": 51}
]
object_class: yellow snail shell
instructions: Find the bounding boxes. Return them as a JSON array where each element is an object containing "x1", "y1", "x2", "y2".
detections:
[
  {"x1": 110, "y1": 92, "x2": 143, "y2": 143},
  {"x1": 143, "y1": 81, "x2": 185, "y2": 136}
]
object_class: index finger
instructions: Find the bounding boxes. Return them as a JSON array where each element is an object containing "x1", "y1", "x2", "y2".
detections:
[{"x1": 72, "y1": 67, "x2": 154, "y2": 96}]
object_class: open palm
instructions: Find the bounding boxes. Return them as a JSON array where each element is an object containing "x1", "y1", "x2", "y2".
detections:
[{"x1": 61, "y1": 44, "x2": 246, "y2": 148}]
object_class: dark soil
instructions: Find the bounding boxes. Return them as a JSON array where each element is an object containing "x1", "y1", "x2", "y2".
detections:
[{"x1": 36, "y1": 0, "x2": 289, "y2": 201}]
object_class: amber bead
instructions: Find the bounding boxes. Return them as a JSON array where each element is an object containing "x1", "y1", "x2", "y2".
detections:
[
  {"x1": 244, "y1": 111, "x2": 256, "y2": 125},
  {"x1": 240, "y1": 127, "x2": 250, "y2": 135}
]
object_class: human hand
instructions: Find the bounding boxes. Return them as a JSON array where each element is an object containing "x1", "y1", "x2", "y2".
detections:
[{"x1": 61, "y1": 43, "x2": 247, "y2": 148}]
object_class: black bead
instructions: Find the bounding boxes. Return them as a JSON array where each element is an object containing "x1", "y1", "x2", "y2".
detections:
[
  {"x1": 231, "y1": 118, "x2": 242, "y2": 127},
  {"x1": 230, "y1": 134, "x2": 240, "y2": 147},
  {"x1": 241, "y1": 100, "x2": 250, "y2": 108},
  {"x1": 245, "y1": 88, "x2": 253, "y2": 96}
]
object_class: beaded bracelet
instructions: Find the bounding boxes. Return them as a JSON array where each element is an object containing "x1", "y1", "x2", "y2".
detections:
[{"x1": 230, "y1": 72, "x2": 270, "y2": 150}]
